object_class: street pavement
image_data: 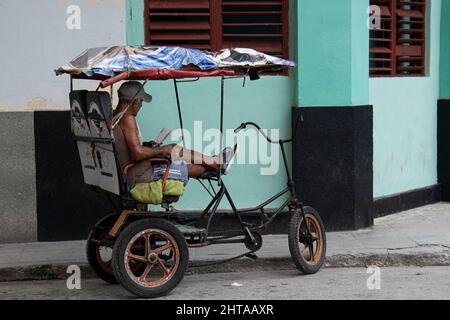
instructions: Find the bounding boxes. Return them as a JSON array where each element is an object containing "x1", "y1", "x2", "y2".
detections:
[{"x1": 0, "y1": 266, "x2": 449, "y2": 300}]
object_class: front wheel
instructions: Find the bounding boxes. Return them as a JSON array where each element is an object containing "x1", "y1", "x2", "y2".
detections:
[
  {"x1": 112, "y1": 219, "x2": 189, "y2": 299},
  {"x1": 288, "y1": 207, "x2": 326, "y2": 274}
]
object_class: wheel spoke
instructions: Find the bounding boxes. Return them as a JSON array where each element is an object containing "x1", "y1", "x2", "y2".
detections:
[
  {"x1": 299, "y1": 220, "x2": 308, "y2": 243},
  {"x1": 139, "y1": 263, "x2": 154, "y2": 282},
  {"x1": 153, "y1": 243, "x2": 174, "y2": 255},
  {"x1": 299, "y1": 227, "x2": 307, "y2": 238},
  {"x1": 143, "y1": 232, "x2": 151, "y2": 257},
  {"x1": 308, "y1": 244, "x2": 315, "y2": 262},
  {"x1": 128, "y1": 253, "x2": 147, "y2": 263},
  {"x1": 156, "y1": 259, "x2": 171, "y2": 276},
  {"x1": 306, "y1": 219, "x2": 313, "y2": 234}
]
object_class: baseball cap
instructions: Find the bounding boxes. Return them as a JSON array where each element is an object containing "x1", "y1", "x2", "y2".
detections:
[{"x1": 118, "y1": 81, "x2": 153, "y2": 103}]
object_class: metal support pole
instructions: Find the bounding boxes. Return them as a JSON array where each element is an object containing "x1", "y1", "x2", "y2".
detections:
[
  {"x1": 110, "y1": 84, "x2": 114, "y2": 106},
  {"x1": 173, "y1": 79, "x2": 186, "y2": 147},
  {"x1": 219, "y1": 76, "x2": 225, "y2": 180}
]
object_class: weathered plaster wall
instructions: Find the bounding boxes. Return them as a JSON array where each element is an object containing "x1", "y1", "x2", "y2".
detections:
[
  {"x1": 0, "y1": 0, "x2": 126, "y2": 111},
  {"x1": 0, "y1": 112, "x2": 37, "y2": 243},
  {"x1": 0, "y1": 0, "x2": 126, "y2": 243}
]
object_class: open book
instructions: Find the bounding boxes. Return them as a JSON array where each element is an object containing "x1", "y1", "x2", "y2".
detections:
[{"x1": 154, "y1": 128, "x2": 171, "y2": 145}]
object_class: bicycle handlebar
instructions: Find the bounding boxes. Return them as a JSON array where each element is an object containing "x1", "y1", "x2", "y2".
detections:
[
  {"x1": 235, "y1": 114, "x2": 304, "y2": 144},
  {"x1": 234, "y1": 122, "x2": 285, "y2": 144}
]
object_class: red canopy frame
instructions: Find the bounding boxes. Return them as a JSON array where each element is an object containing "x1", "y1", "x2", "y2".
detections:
[{"x1": 70, "y1": 68, "x2": 236, "y2": 88}]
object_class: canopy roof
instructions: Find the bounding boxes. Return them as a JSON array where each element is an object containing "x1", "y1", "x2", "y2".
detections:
[{"x1": 55, "y1": 46, "x2": 295, "y2": 80}]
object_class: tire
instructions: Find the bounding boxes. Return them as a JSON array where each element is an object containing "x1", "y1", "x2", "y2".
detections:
[
  {"x1": 288, "y1": 207, "x2": 327, "y2": 274},
  {"x1": 86, "y1": 214, "x2": 119, "y2": 284},
  {"x1": 112, "y1": 219, "x2": 189, "y2": 299}
]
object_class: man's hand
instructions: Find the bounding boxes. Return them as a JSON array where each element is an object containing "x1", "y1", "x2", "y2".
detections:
[{"x1": 143, "y1": 140, "x2": 161, "y2": 148}]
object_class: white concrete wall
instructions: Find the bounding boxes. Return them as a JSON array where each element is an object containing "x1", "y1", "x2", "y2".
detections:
[
  {"x1": 0, "y1": 0, "x2": 126, "y2": 243},
  {"x1": 0, "y1": 0, "x2": 126, "y2": 111}
]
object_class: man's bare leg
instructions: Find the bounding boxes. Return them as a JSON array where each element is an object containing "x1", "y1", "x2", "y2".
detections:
[
  {"x1": 161, "y1": 145, "x2": 221, "y2": 170},
  {"x1": 187, "y1": 164, "x2": 207, "y2": 178}
]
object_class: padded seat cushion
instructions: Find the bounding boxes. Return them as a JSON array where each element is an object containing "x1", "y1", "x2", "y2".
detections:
[{"x1": 130, "y1": 180, "x2": 184, "y2": 205}]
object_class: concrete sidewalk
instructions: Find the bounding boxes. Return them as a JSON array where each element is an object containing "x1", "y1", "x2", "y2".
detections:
[{"x1": 1, "y1": 203, "x2": 449, "y2": 281}]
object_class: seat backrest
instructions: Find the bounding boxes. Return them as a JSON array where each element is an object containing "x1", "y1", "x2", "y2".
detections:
[{"x1": 71, "y1": 90, "x2": 121, "y2": 195}]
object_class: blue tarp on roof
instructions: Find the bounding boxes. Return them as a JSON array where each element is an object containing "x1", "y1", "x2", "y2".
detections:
[{"x1": 56, "y1": 46, "x2": 295, "y2": 77}]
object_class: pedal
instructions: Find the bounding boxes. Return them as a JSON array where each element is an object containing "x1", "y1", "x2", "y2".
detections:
[{"x1": 245, "y1": 253, "x2": 258, "y2": 260}]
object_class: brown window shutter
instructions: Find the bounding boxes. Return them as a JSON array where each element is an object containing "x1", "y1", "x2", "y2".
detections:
[
  {"x1": 221, "y1": 0, "x2": 288, "y2": 58},
  {"x1": 144, "y1": 0, "x2": 290, "y2": 75},
  {"x1": 145, "y1": 0, "x2": 212, "y2": 50},
  {"x1": 370, "y1": 0, "x2": 395, "y2": 76},
  {"x1": 395, "y1": 0, "x2": 426, "y2": 75},
  {"x1": 370, "y1": 0, "x2": 426, "y2": 77}
]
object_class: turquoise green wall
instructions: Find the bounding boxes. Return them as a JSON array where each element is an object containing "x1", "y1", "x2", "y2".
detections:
[
  {"x1": 440, "y1": 0, "x2": 450, "y2": 98},
  {"x1": 125, "y1": 0, "x2": 144, "y2": 46},
  {"x1": 371, "y1": 0, "x2": 441, "y2": 198},
  {"x1": 297, "y1": 0, "x2": 369, "y2": 106},
  {"x1": 126, "y1": 0, "x2": 296, "y2": 210}
]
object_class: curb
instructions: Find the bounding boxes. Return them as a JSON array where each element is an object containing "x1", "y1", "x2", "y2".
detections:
[
  {"x1": 1, "y1": 252, "x2": 450, "y2": 282},
  {"x1": 0, "y1": 264, "x2": 95, "y2": 283}
]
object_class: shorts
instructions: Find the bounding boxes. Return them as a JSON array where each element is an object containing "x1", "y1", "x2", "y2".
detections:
[{"x1": 152, "y1": 160, "x2": 189, "y2": 186}]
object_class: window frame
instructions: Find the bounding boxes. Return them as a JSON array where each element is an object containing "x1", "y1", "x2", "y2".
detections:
[{"x1": 369, "y1": 0, "x2": 427, "y2": 78}]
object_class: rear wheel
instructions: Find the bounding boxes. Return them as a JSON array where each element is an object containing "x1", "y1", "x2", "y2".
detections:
[
  {"x1": 112, "y1": 219, "x2": 188, "y2": 298},
  {"x1": 86, "y1": 214, "x2": 119, "y2": 284},
  {"x1": 288, "y1": 207, "x2": 326, "y2": 274}
]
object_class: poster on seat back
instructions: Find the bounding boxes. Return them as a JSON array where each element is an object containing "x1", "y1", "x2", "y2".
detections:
[
  {"x1": 77, "y1": 141, "x2": 99, "y2": 187},
  {"x1": 70, "y1": 91, "x2": 91, "y2": 138},
  {"x1": 86, "y1": 92, "x2": 113, "y2": 139},
  {"x1": 76, "y1": 141, "x2": 120, "y2": 196},
  {"x1": 94, "y1": 142, "x2": 120, "y2": 195}
]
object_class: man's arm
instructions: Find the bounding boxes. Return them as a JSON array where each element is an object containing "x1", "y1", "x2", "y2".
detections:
[{"x1": 119, "y1": 115, "x2": 170, "y2": 162}]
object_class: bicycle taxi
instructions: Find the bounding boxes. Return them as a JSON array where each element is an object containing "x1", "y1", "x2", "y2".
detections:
[{"x1": 56, "y1": 46, "x2": 327, "y2": 298}]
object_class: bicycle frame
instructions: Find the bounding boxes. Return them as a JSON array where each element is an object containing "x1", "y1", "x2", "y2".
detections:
[{"x1": 190, "y1": 121, "x2": 306, "y2": 248}]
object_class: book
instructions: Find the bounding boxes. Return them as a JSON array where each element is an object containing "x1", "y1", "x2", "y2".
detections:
[{"x1": 155, "y1": 128, "x2": 171, "y2": 145}]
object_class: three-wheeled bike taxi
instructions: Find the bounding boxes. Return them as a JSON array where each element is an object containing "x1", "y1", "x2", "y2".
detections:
[{"x1": 56, "y1": 46, "x2": 327, "y2": 298}]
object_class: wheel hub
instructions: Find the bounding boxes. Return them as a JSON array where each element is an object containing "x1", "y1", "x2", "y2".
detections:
[
  {"x1": 148, "y1": 253, "x2": 158, "y2": 264},
  {"x1": 244, "y1": 231, "x2": 263, "y2": 252}
]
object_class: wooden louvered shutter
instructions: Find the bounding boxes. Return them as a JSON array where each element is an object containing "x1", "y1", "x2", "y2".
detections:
[
  {"x1": 395, "y1": 0, "x2": 426, "y2": 75},
  {"x1": 220, "y1": 0, "x2": 288, "y2": 58},
  {"x1": 370, "y1": 0, "x2": 395, "y2": 75},
  {"x1": 145, "y1": 0, "x2": 212, "y2": 50},
  {"x1": 145, "y1": 0, "x2": 290, "y2": 68},
  {"x1": 370, "y1": 0, "x2": 426, "y2": 77}
]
